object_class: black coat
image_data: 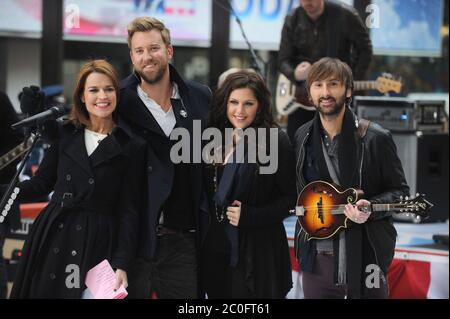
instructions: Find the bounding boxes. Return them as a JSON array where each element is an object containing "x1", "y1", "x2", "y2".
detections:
[
  {"x1": 204, "y1": 130, "x2": 296, "y2": 298},
  {"x1": 10, "y1": 123, "x2": 146, "y2": 298},
  {"x1": 118, "y1": 65, "x2": 211, "y2": 259},
  {"x1": 293, "y1": 112, "x2": 410, "y2": 298},
  {"x1": 278, "y1": 0, "x2": 372, "y2": 81}
]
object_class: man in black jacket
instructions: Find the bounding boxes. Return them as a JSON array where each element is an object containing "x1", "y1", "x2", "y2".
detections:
[
  {"x1": 118, "y1": 17, "x2": 211, "y2": 298},
  {"x1": 278, "y1": 0, "x2": 372, "y2": 141},
  {"x1": 293, "y1": 58, "x2": 409, "y2": 298}
]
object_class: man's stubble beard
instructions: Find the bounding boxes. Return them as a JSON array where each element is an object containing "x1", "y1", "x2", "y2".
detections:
[
  {"x1": 136, "y1": 63, "x2": 167, "y2": 85},
  {"x1": 315, "y1": 94, "x2": 347, "y2": 118}
]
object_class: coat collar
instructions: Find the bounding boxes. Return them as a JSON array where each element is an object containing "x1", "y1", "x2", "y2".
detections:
[
  {"x1": 119, "y1": 64, "x2": 192, "y2": 137},
  {"x1": 63, "y1": 127, "x2": 92, "y2": 175},
  {"x1": 62, "y1": 125, "x2": 128, "y2": 175}
]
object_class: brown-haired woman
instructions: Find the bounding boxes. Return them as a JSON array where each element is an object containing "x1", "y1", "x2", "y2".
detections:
[
  {"x1": 201, "y1": 70, "x2": 296, "y2": 298},
  {"x1": 9, "y1": 60, "x2": 146, "y2": 298}
]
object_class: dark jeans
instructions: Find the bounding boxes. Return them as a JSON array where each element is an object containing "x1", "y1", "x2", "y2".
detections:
[
  {"x1": 302, "y1": 254, "x2": 389, "y2": 299},
  {"x1": 128, "y1": 232, "x2": 198, "y2": 299},
  {"x1": 200, "y1": 250, "x2": 250, "y2": 299}
]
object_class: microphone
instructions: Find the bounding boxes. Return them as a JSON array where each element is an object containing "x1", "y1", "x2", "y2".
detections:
[
  {"x1": 19, "y1": 86, "x2": 45, "y2": 115},
  {"x1": 12, "y1": 105, "x2": 71, "y2": 130}
]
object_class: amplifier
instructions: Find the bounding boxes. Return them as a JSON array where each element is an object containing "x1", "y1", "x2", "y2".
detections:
[
  {"x1": 354, "y1": 96, "x2": 416, "y2": 132},
  {"x1": 354, "y1": 96, "x2": 447, "y2": 133}
]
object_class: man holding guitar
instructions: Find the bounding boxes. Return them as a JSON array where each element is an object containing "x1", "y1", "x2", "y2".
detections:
[
  {"x1": 293, "y1": 58, "x2": 410, "y2": 298},
  {"x1": 278, "y1": 0, "x2": 372, "y2": 141}
]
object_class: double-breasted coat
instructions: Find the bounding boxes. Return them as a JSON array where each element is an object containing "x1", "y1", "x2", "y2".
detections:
[{"x1": 10, "y1": 122, "x2": 146, "y2": 298}]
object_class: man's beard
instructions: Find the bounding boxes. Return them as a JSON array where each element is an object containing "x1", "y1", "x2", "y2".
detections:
[
  {"x1": 315, "y1": 94, "x2": 347, "y2": 117},
  {"x1": 136, "y1": 64, "x2": 166, "y2": 85}
]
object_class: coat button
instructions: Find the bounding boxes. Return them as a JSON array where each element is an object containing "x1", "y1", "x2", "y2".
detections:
[
  {"x1": 71, "y1": 250, "x2": 77, "y2": 256},
  {"x1": 66, "y1": 174, "x2": 71, "y2": 181},
  {"x1": 75, "y1": 224, "x2": 82, "y2": 231},
  {"x1": 50, "y1": 273, "x2": 56, "y2": 280},
  {"x1": 58, "y1": 223, "x2": 64, "y2": 229},
  {"x1": 88, "y1": 178, "x2": 94, "y2": 185},
  {"x1": 53, "y1": 247, "x2": 59, "y2": 254},
  {"x1": 147, "y1": 166, "x2": 153, "y2": 173}
]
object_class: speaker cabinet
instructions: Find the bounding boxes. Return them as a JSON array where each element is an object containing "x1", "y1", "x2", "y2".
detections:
[{"x1": 392, "y1": 133, "x2": 449, "y2": 222}]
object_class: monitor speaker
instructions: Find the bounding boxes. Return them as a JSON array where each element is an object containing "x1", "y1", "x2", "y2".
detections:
[{"x1": 392, "y1": 132, "x2": 448, "y2": 223}]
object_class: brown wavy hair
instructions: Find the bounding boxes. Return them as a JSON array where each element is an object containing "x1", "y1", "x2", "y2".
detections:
[
  {"x1": 306, "y1": 57, "x2": 354, "y2": 99},
  {"x1": 70, "y1": 59, "x2": 120, "y2": 127}
]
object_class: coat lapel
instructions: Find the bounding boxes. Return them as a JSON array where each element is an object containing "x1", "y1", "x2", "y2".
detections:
[
  {"x1": 121, "y1": 85, "x2": 166, "y2": 137},
  {"x1": 89, "y1": 133, "x2": 123, "y2": 168},
  {"x1": 63, "y1": 129, "x2": 92, "y2": 176}
]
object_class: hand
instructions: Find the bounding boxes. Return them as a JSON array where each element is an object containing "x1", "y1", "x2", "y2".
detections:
[
  {"x1": 344, "y1": 199, "x2": 371, "y2": 224},
  {"x1": 226, "y1": 200, "x2": 242, "y2": 227},
  {"x1": 294, "y1": 61, "x2": 312, "y2": 81},
  {"x1": 114, "y1": 269, "x2": 128, "y2": 291}
]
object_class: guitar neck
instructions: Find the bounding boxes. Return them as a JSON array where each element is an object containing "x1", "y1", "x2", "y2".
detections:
[
  {"x1": 328, "y1": 203, "x2": 404, "y2": 215},
  {"x1": 353, "y1": 81, "x2": 378, "y2": 92}
]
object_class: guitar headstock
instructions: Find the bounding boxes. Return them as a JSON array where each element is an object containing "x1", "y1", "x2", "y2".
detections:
[
  {"x1": 396, "y1": 193, "x2": 433, "y2": 220},
  {"x1": 375, "y1": 73, "x2": 402, "y2": 94}
]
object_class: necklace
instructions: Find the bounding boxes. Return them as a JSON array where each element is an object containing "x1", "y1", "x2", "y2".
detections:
[{"x1": 213, "y1": 163, "x2": 225, "y2": 223}]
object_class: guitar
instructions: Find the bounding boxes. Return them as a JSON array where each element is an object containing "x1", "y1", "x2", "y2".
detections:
[
  {"x1": 276, "y1": 73, "x2": 403, "y2": 116},
  {"x1": 293, "y1": 181, "x2": 433, "y2": 241},
  {"x1": 0, "y1": 135, "x2": 35, "y2": 171}
]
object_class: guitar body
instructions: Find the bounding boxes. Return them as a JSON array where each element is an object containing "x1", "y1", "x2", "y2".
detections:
[
  {"x1": 294, "y1": 181, "x2": 432, "y2": 241},
  {"x1": 296, "y1": 181, "x2": 362, "y2": 240},
  {"x1": 276, "y1": 74, "x2": 316, "y2": 115}
]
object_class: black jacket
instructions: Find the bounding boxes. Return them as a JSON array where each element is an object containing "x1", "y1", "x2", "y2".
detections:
[
  {"x1": 293, "y1": 111, "x2": 410, "y2": 298},
  {"x1": 10, "y1": 122, "x2": 146, "y2": 298},
  {"x1": 202, "y1": 129, "x2": 296, "y2": 297},
  {"x1": 118, "y1": 64, "x2": 211, "y2": 259},
  {"x1": 278, "y1": 0, "x2": 372, "y2": 81}
]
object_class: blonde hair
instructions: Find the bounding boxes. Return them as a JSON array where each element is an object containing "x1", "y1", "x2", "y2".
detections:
[{"x1": 127, "y1": 17, "x2": 171, "y2": 49}]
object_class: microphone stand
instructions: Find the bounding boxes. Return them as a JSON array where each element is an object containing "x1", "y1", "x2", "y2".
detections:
[
  {"x1": 226, "y1": 1, "x2": 268, "y2": 80},
  {"x1": 0, "y1": 129, "x2": 41, "y2": 224}
]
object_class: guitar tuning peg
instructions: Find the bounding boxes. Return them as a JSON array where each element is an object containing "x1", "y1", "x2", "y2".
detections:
[
  {"x1": 405, "y1": 196, "x2": 409, "y2": 200},
  {"x1": 416, "y1": 193, "x2": 419, "y2": 197},
  {"x1": 400, "y1": 196, "x2": 403, "y2": 201}
]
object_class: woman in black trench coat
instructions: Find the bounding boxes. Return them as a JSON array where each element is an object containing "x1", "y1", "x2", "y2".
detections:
[
  {"x1": 200, "y1": 70, "x2": 296, "y2": 298},
  {"x1": 9, "y1": 60, "x2": 146, "y2": 298}
]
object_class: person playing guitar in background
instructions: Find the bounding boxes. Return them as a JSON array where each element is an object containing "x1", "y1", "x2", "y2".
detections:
[
  {"x1": 293, "y1": 58, "x2": 409, "y2": 299},
  {"x1": 278, "y1": 0, "x2": 373, "y2": 142}
]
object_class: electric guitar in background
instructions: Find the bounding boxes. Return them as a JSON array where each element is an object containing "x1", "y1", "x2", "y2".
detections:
[
  {"x1": 276, "y1": 73, "x2": 403, "y2": 116},
  {"x1": 292, "y1": 181, "x2": 432, "y2": 241},
  {"x1": 0, "y1": 135, "x2": 36, "y2": 171}
]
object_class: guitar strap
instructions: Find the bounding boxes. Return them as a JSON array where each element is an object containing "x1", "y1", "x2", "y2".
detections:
[{"x1": 357, "y1": 118, "x2": 371, "y2": 139}]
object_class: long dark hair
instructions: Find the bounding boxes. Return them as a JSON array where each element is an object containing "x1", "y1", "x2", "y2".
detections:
[{"x1": 208, "y1": 70, "x2": 277, "y2": 131}]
